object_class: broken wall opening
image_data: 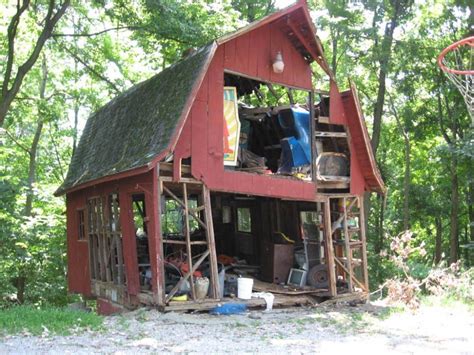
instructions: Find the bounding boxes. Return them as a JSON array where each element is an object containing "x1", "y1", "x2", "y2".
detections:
[{"x1": 223, "y1": 72, "x2": 313, "y2": 180}]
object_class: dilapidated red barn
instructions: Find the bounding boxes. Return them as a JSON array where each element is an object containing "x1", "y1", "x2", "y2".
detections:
[{"x1": 56, "y1": 0, "x2": 384, "y2": 313}]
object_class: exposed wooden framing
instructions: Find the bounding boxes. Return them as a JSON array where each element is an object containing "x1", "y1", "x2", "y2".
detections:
[
  {"x1": 309, "y1": 90, "x2": 317, "y2": 182},
  {"x1": 203, "y1": 184, "x2": 220, "y2": 298},
  {"x1": 160, "y1": 178, "x2": 220, "y2": 303},
  {"x1": 315, "y1": 131, "x2": 347, "y2": 138},
  {"x1": 287, "y1": 88, "x2": 295, "y2": 105},
  {"x1": 359, "y1": 196, "x2": 369, "y2": 289},
  {"x1": 165, "y1": 250, "x2": 210, "y2": 303},
  {"x1": 342, "y1": 197, "x2": 354, "y2": 292},
  {"x1": 323, "y1": 198, "x2": 337, "y2": 296},
  {"x1": 331, "y1": 197, "x2": 357, "y2": 234},
  {"x1": 111, "y1": 194, "x2": 124, "y2": 285},
  {"x1": 182, "y1": 183, "x2": 196, "y2": 300},
  {"x1": 160, "y1": 162, "x2": 191, "y2": 175},
  {"x1": 161, "y1": 185, "x2": 207, "y2": 230},
  {"x1": 286, "y1": 19, "x2": 331, "y2": 79},
  {"x1": 223, "y1": 69, "x2": 311, "y2": 92},
  {"x1": 334, "y1": 257, "x2": 366, "y2": 291},
  {"x1": 156, "y1": 167, "x2": 166, "y2": 306}
]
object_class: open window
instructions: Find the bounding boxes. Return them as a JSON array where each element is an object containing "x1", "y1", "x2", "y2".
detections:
[
  {"x1": 237, "y1": 207, "x2": 251, "y2": 233},
  {"x1": 77, "y1": 209, "x2": 86, "y2": 241}
]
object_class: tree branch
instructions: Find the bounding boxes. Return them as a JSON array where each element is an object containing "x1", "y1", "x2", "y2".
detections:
[
  {"x1": 3, "y1": 0, "x2": 31, "y2": 98},
  {"x1": 52, "y1": 25, "x2": 144, "y2": 37},
  {"x1": 0, "y1": 0, "x2": 70, "y2": 127},
  {"x1": 3, "y1": 128, "x2": 31, "y2": 154},
  {"x1": 58, "y1": 42, "x2": 121, "y2": 94}
]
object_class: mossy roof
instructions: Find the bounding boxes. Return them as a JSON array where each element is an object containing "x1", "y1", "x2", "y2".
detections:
[{"x1": 56, "y1": 43, "x2": 215, "y2": 195}]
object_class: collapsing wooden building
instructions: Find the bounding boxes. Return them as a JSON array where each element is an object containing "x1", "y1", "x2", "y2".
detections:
[{"x1": 56, "y1": 0, "x2": 385, "y2": 313}]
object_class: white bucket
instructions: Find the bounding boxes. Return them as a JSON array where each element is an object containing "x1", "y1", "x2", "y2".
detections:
[{"x1": 237, "y1": 277, "x2": 254, "y2": 300}]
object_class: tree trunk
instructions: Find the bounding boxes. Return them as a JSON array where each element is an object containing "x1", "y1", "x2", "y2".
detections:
[
  {"x1": 23, "y1": 120, "x2": 43, "y2": 216},
  {"x1": 402, "y1": 134, "x2": 410, "y2": 231},
  {"x1": 434, "y1": 216, "x2": 442, "y2": 264},
  {"x1": 371, "y1": 1, "x2": 402, "y2": 155},
  {"x1": 449, "y1": 154, "x2": 459, "y2": 264},
  {"x1": 17, "y1": 56, "x2": 48, "y2": 303},
  {"x1": 468, "y1": 177, "x2": 474, "y2": 243}
]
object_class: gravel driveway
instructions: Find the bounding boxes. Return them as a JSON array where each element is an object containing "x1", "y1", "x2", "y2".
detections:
[{"x1": 1, "y1": 300, "x2": 473, "y2": 354}]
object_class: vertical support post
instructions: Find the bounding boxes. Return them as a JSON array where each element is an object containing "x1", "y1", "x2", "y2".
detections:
[
  {"x1": 203, "y1": 185, "x2": 220, "y2": 298},
  {"x1": 111, "y1": 194, "x2": 124, "y2": 285},
  {"x1": 183, "y1": 183, "x2": 196, "y2": 300},
  {"x1": 342, "y1": 197, "x2": 354, "y2": 292},
  {"x1": 358, "y1": 196, "x2": 369, "y2": 290},
  {"x1": 154, "y1": 165, "x2": 166, "y2": 307},
  {"x1": 309, "y1": 90, "x2": 317, "y2": 182},
  {"x1": 324, "y1": 198, "x2": 337, "y2": 296}
]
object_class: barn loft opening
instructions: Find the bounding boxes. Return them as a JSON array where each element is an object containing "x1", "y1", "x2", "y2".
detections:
[{"x1": 223, "y1": 72, "x2": 351, "y2": 191}]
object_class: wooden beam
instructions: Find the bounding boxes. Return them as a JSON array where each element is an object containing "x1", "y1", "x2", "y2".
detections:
[
  {"x1": 287, "y1": 19, "x2": 333, "y2": 79},
  {"x1": 358, "y1": 196, "x2": 369, "y2": 290},
  {"x1": 342, "y1": 197, "x2": 354, "y2": 292},
  {"x1": 334, "y1": 257, "x2": 367, "y2": 291},
  {"x1": 165, "y1": 250, "x2": 210, "y2": 303},
  {"x1": 162, "y1": 184, "x2": 207, "y2": 230},
  {"x1": 324, "y1": 199, "x2": 337, "y2": 296},
  {"x1": 203, "y1": 185, "x2": 220, "y2": 299},
  {"x1": 183, "y1": 183, "x2": 196, "y2": 300}
]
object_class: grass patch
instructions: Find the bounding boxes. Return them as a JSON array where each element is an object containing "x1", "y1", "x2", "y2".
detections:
[{"x1": 0, "y1": 305, "x2": 103, "y2": 336}]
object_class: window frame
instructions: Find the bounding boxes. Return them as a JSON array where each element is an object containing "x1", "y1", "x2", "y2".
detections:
[
  {"x1": 236, "y1": 207, "x2": 252, "y2": 234},
  {"x1": 77, "y1": 208, "x2": 86, "y2": 242}
]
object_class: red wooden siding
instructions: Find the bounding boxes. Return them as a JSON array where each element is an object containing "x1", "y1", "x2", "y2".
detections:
[
  {"x1": 66, "y1": 192, "x2": 91, "y2": 296},
  {"x1": 223, "y1": 21, "x2": 312, "y2": 90},
  {"x1": 65, "y1": 171, "x2": 162, "y2": 301},
  {"x1": 342, "y1": 87, "x2": 385, "y2": 194}
]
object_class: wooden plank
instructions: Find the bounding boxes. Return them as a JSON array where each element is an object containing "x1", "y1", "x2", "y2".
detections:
[
  {"x1": 162, "y1": 240, "x2": 208, "y2": 245},
  {"x1": 310, "y1": 91, "x2": 317, "y2": 183},
  {"x1": 111, "y1": 194, "x2": 124, "y2": 285},
  {"x1": 331, "y1": 197, "x2": 357, "y2": 234},
  {"x1": 203, "y1": 185, "x2": 220, "y2": 299},
  {"x1": 334, "y1": 257, "x2": 366, "y2": 291},
  {"x1": 253, "y1": 279, "x2": 327, "y2": 295},
  {"x1": 155, "y1": 167, "x2": 166, "y2": 306},
  {"x1": 95, "y1": 199, "x2": 106, "y2": 281},
  {"x1": 315, "y1": 131, "x2": 347, "y2": 138},
  {"x1": 358, "y1": 196, "x2": 369, "y2": 290},
  {"x1": 181, "y1": 183, "x2": 196, "y2": 300},
  {"x1": 324, "y1": 198, "x2": 337, "y2": 296},
  {"x1": 342, "y1": 197, "x2": 353, "y2": 292}
]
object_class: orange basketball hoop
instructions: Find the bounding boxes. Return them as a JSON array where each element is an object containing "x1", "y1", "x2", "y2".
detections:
[{"x1": 438, "y1": 36, "x2": 474, "y2": 121}]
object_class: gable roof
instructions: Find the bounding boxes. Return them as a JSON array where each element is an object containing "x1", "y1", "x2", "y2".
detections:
[
  {"x1": 55, "y1": 43, "x2": 216, "y2": 195},
  {"x1": 57, "y1": 2, "x2": 330, "y2": 196},
  {"x1": 217, "y1": 0, "x2": 332, "y2": 77}
]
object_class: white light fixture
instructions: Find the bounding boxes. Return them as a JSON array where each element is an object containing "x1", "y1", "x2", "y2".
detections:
[{"x1": 272, "y1": 51, "x2": 284, "y2": 74}]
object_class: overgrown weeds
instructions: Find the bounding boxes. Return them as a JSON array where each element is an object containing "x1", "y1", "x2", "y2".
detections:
[
  {"x1": 0, "y1": 305, "x2": 103, "y2": 336},
  {"x1": 379, "y1": 231, "x2": 474, "y2": 310}
]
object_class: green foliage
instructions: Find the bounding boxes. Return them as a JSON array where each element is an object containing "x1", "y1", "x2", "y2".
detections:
[{"x1": 0, "y1": 306, "x2": 103, "y2": 335}]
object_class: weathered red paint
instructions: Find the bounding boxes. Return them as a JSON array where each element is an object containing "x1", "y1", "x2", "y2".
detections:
[
  {"x1": 97, "y1": 298, "x2": 123, "y2": 315},
  {"x1": 342, "y1": 84, "x2": 386, "y2": 194},
  {"x1": 66, "y1": 192, "x2": 91, "y2": 296}
]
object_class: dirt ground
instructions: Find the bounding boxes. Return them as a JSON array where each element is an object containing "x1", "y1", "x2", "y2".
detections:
[{"x1": 1, "y1": 299, "x2": 473, "y2": 354}]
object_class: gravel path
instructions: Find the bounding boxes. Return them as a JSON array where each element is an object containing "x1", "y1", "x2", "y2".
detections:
[{"x1": 1, "y1": 300, "x2": 473, "y2": 354}]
